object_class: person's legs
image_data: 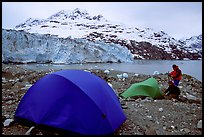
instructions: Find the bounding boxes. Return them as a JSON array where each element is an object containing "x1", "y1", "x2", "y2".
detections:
[
  {"x1": 171, "y1": 94, "x2": 179, "y2": 99},
  {"x1": 174, "y1": 80, "x2": 180, "y2": 86},
  {"x1": 164, "y1": 94, "x2": 179, "y2": 100},
  {"x1": 164, "y1": 95, "x2": 171, "y2": 100}
]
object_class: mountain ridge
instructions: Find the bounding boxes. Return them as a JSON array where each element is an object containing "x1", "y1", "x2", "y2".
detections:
[{"x1": 8, "y1": 8, "x2": 203, "y2": 60}]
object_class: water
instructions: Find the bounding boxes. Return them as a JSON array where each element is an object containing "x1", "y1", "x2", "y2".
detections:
[{"x1": 17, "y1": 60, "x2": 202, "y2": 82}]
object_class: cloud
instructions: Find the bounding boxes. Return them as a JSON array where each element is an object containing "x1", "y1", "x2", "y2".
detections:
[{"x1": 2, "y1": 2, "x2": 202, "y2": 39}]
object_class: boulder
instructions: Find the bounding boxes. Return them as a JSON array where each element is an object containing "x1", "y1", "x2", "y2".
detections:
[
  {"x1": 197, "y1": 120, "x2": 202, "y2": 129},
  {"x1": 3, "y1": 119, "x2": 14, "y2": 127},
  {"x1": 145, "y1": 125, "x2": 157, "y2": 135}
]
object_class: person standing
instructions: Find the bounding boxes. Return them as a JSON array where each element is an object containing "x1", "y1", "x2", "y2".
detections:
[{"x1": 169, "y1": 64, "x2": 182, "y2": 86}]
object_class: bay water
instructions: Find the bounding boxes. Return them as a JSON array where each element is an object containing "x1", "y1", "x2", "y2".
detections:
[{"x1": 16, "y1": 60, "x2": 202, "y2": 82}]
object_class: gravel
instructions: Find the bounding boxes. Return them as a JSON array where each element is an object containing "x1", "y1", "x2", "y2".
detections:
[{"x1": 2, "y1": 63, "x2": 202, "y2": 135}]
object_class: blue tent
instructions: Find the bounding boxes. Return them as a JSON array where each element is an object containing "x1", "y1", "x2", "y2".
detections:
[{"x1": 15, "y1": 70, "x2": 126, "y2": 135}]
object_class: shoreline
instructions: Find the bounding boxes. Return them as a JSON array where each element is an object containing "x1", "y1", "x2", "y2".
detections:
[{"x1": 3, "y1": 60, "x2": 202, "y2": 82}]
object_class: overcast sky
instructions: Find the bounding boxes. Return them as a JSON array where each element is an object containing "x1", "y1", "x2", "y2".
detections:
[{"x1": 2, "y1": 2, "x2": 202, "y2": 39}]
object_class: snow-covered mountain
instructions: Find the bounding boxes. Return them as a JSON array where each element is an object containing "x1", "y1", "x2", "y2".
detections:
[
  {"x1": 5, "y1": 8, "x2": 203, "y2": 62},
  {"x1": 15, "y1": 8, "x2": 108, "y2": 38},
  {"x1": 179, "y1": 35, "x2": 202, "y2": 53}
]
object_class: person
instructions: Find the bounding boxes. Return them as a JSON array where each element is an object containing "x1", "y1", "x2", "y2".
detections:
[
  {"x1": 164, "y1": 81, "x2": 181, "y2": 100},
  {"x1": 169, "y1": 64, "x2": 182, "y2": 86}
]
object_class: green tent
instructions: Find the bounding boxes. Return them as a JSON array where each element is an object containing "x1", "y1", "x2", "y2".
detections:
[{"x1": 120, "y1": 77, "x2": 163, "y2": 99}]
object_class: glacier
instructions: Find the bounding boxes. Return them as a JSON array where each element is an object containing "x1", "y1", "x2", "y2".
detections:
[{"x1": 2, "y1": 29, "x2": 134, "y2": 64}]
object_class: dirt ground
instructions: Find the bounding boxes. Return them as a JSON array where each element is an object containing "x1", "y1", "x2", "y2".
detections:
[{"x1": 2, "y1": 63, "x2": 202, "y2": 135}]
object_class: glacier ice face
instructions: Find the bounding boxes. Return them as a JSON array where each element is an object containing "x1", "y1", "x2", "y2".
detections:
[{"x1": 2, "y1": 29, "x2": 133, "y2": 64}]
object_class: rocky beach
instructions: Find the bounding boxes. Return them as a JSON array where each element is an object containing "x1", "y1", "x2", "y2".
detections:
[{"x1": 2, "y1": 63, "x2": 202, "y2": 135}]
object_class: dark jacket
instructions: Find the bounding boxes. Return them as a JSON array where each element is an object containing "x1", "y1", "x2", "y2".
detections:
[{"x1": 164, "y1": 84, "x2": 181, "y2": 96}]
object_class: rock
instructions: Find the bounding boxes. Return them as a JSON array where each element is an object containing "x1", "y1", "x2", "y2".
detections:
[
  {"x1": 122, "y1": 73, "x2": 128, "y2": 78},
  {"x1": 2, "y1": 97, "x2": 14, "y2": 102},
  {"x1": 142, "y1": 97, "x2": 153, "y2": 102},
  {"x1": 13, "y1": 81, "x2": 24, "y2": 89},
  {"x1": 178, "y1": 86, "x2": 182, "y2": 89},
  {"x1": 197, "y1": 120, "x2": 202, "y2": 129},
  {"x1": 104, "y1": 69, "x2": 110, "y2": 74},
  {"x1": 153, "y1": 71, "x2": 159, "y2": 75},
  {"x1": 2, "y1": 70, "x2": 13, "y2": 79},
  {"x1": 145, "y1": 125, "x2": 157, "y2": 135},
  {"x1": 159, "y1": 108, "x2": 163, "y2": 112},
  {"x1": 6, "y1": 100, "x2": 13, "y2": 105},
  {"x1": 134, "y1": 73, "x2": 139, "y2": 77},
  {"x1": 121, "y1": 132, "x2": 129, "y2": 135},
  {"x1": 170, "y1": 125, "x2": 175, "y2": 130},
  {"x1": 25, "y1": 126, "x2": 35, "y2": 135},
  {"x1": 117, "y1": 74, "x2": 123, "y2": 79},
  {"x1": 135, "y1": 98, "x2": 142, "y2": 102},
  {"x1": 15, "y1": 78, "x2": 19, "y2": 82},
  {"x1": 179, "y1": 96, "x2": 188, "y2": 102},
  {"x1": 135, "y1": 132, "x2": 144, "y2": 135},
  {"x1": 117, "y1": 73, "x2": 128, "y2": 79},
  {"x1": 19, "y1": 77, "x2": 24, "y2": 82},
  {"x1": 146, "y1": 115, "x2": 153, "y2": 121},
  {"x1": 186, "y1": 94, "x2": 197, "y2": 100},
  {"x1": 122, "y1": 105, "x2": 128, "y2": 109},
  {"x1": 2, "y1": 116, "x2": 6, "y2": 122},
  {"x1": 163, "y1": 126, "x2": 167, "y2": 130},
  {"x1": 2, "y1": 77, "x2": 7, "y2": 83},
  {"x1": 145, "y1": 109, "x2": 149, "y2": 113},
  {"x1": 171, "y1": 98, "x2": 176, "y2": 102},
  {"x1": 36, "y1": 132, "x2": 43, "y2": 135},
  {"x1": 21, "y1": 83, "x2": 33, "y2": 90},
  {"x1": 3, "y1": 118, "x2": 14, "y2": 127},
  {"x1": 4, "y1": 115, "x2": 10, "y2": 119},
  {"x1": 8, "y1": 79, "x2": 15, "y2": 82},
  {"x1": 120, "y1": 99, "x2": 126, "y2": 106},
  {"x1": 183, "y1": 128, "x2": 190, "y2": 134},
  {"x1": 139, "y1": 104, "x2": 144, "y2": 108}
]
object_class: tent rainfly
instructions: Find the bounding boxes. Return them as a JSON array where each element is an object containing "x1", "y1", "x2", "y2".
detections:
[
  {"x1": 15, "y1": 70, "x2": 126, "y2": 135},
  {"x1": 120, "y1": 77, "x2": 163, "y2": 99}
]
